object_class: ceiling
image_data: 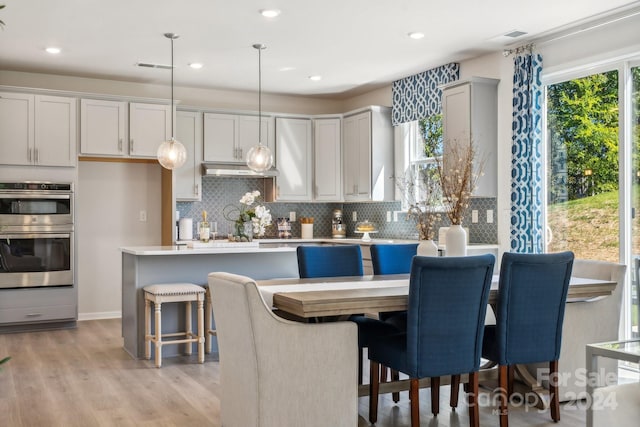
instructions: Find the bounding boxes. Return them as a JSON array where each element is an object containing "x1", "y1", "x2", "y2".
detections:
[{"x1": 0, "y1": 0, "x2": 639, "y2": 99}]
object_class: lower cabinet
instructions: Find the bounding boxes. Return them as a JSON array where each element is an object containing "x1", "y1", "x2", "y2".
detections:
[{"x1": 0, "y1": 286, "x2": 77, "y2": 330}]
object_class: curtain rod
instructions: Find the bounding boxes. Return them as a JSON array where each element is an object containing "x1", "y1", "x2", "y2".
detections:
[{"x1": 503, "y1": 44, "x2": 535, "y2": 57}]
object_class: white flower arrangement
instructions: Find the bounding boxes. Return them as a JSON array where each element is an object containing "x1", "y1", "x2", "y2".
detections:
[{"x1": 224, "y1": 190, "x2": 272, "y2": 238}]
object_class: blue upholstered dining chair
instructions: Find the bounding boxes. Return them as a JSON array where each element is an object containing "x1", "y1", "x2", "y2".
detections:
[
  {"x1": 296, "y1": 244, "x2": 400, "y2": 384},
  {"x1": 296, "y1": 244, "x2": 364, "y2": 278},
  {"x1": 368, "y1": 254, "x2": 495, "y2": 427},
  {"x1": 482, "y1": 251, "x2": 574, "y2": 427}
]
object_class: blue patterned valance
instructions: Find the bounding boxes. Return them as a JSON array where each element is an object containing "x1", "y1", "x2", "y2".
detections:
[{"x1": 391, "y1": 63, "x2": 460, "y2": 126}]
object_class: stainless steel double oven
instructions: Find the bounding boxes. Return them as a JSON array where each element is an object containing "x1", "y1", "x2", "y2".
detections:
[{"x1": 0, "y1": 182, "x2": 74, "y2": 289}]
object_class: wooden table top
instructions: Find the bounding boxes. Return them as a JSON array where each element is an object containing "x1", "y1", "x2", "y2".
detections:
[{"x1": 257, "y1": 274, "x2": 617, "y2": 319}]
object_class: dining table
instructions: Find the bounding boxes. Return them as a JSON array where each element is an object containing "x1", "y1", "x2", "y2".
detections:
[{"x1": 256, "y1": 273, "x2": 617, "y2": 402}]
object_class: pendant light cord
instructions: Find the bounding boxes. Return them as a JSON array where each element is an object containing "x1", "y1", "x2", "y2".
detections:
[
  {"x1": 170, "y1": 36, "x2": 175, "y2": 140},
  {"x1": 258, "y1": 46, "x2": 262, "y2": 145}
]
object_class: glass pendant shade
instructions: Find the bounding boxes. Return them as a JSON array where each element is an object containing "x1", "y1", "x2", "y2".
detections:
[
  {"x1": 246, "y1": 144, "x2": 273, "y2": 172},
  {"x1": 157, "y1": 137, "x2": 187, "y2": 170}
]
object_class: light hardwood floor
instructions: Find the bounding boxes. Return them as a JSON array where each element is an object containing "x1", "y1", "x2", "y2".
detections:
[{"x1": 0, "y1": 319, "x2": 589, "y2": 426}]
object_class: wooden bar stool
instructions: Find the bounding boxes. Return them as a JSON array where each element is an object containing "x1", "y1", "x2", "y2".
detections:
[
  {"x1": 203, "y1": 284, "x2": 217, "y2": 354},
  {"x1": 143, "y1": 283, "x2": 205, "y2": 368}
]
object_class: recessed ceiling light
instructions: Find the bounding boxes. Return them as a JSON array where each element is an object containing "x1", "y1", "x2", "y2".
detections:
[
  {"x1": 309, "y1": 75, "x2": 322, "y2": 81},
  {"x1": 260, "y1": 9, "x2": 281, "y2": 18},
  {"x1": 189, "y1": 63, "x2": 203, "y2": 69},
  {"x1": 279, "y1": 66, "x2": 295, "y2": 72},
  {"x1": 45, "y1": 47, "x2": 61, "y2": 54},
  {"x1": 408, "y1": 32, "x2": 425, "y2": 40}
]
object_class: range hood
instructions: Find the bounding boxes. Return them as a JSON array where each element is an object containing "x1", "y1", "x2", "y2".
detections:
[{"x1": 202, "y1": 163, "x2": 279, "y2": 177}]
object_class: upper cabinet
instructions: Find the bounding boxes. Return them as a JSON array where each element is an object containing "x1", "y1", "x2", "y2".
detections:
[
  {"x1": 275, "y1": 117, "x2": 313, "y2": 201},
  {"x1": 441, "y1": 77, "x2": 498, "y2": 197},
  {"x1": 343, "y1": 107, "x2": 394, "y2": 201},
  {"x1": 0, "y1": 92, "x2": 76, "y2": 167},
  {"x1": 129, "y1": 102, "x2": 171, "y2": 158},
  {"x1": 80, "y1": 100, "x2": 170, "y2": 159},
  {"x1": 314, "y1": 117, "x2": 342, "y2": 202},
  {"x1": 203, "y1": 113, "x2": 273, "y2": 164},
  {"x1": 175, "y1": 110, "x2": 203, "y2": 201},
  {"x1": 80, "y1": 99, "x2": 127, "y2": 156}
]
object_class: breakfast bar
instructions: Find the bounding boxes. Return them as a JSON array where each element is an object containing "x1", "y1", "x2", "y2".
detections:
[{"x1": 120, "y1": 244, "x2": 300, "y2": 358}]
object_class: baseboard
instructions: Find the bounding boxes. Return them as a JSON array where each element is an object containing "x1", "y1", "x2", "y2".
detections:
[{"x1": 78, "y1": 311, "x2": 122, "y2": 321}]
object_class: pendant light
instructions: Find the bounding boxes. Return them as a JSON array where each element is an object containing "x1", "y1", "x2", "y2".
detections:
[
  {"x1": 157, "y1": 32, "x2": 187, "y2": 170},
  {"x1": 246, "y1": 43, "x2": 274, "y2": 172}
]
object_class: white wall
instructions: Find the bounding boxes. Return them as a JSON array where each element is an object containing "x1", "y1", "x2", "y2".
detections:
[{"x1": 76, "y1": 161, "x2": 161, "y2": 319}]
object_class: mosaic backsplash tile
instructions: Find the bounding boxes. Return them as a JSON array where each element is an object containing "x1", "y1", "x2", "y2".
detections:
[{"x1": 177, "y1": 177, "x2": 497, "y2": 243}]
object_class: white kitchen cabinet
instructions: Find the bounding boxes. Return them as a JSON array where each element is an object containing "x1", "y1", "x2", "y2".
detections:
[
  {"x1": 441, "y1": 77, "x2": 498, "y2": 197},
  {"x1": 313, "y1": 117, "x2": 342, "y2": 201},
  {"x1": 203, "y1": 113, "x2": 273, "y2": 164},
  {"x1": 275, "y1": 117, "x2": 313, "y2": 201},
  {"x1": 129, "y1": 102, "x2": 171, "y2": 158},
  {"x1": 342, "y1": 106, "x2": 394, "y2": 201},
  {"x1": 80, "y1": 99, "x2": 127, "y2": 156},
  {"x1": 175, "y1": 110, "x2": 203, "y2": 201},
  {"x1": 0, "y1": 92, "x2": 76, "y2": 167}
]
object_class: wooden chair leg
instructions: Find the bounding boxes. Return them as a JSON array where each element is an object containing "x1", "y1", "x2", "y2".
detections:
[
  {"x1": 450, "y1": 374, "x2": 460, "y2": 409},
  {"x1": 499, "y1": 365, "x2": 509, "y2": 427},
  {"x1": 549, "y1": 360, "x2": 560, "y2": 422},
  {"x1": 467, "y1": 371, "x2": 479, "y2": 427},
  {"x1": 185, "y1": 300, "x2": 193, "y2": 355},
  {"x1": 144, "y1": 298, "x2": 151, "y2": 360},
  {"x1": 392, "y1": 369, "x2": 400, "y2": 403},
  {"x1": 381, "y1": 365, "x2": 388, "y2": 382},
  {"x1": 205, "y1": 293, "x2": 212, "y2": 354},
  {"x1": 431, "y1": 376, "x2": 440, "y2": 416},
  {"x1": 197, "y1": 298, "x2": 204, "y2": 363},
  {"x1": 369, "y1": 361, "x2": 380, "y2": 423},
  {"x1": 410, "y1": 378, "x2": 420, "y2": 427}
]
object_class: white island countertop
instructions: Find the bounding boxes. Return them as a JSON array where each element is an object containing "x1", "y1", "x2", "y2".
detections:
[{"x1": 121, "y1": 238, "x2": 498, "y2": 256}]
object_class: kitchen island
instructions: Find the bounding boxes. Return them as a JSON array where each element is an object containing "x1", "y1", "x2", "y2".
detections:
[{"x1": 121, "y1": 243, "x2": 301, "y2": 358}]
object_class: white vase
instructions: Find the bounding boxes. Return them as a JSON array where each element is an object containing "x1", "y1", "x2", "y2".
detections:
[
  {"x1": 445, "y1": 224, "x2": 467, "y2": 256},
  {"x1": 417, "y1": 239, "x2": 438, "y2": 257}
]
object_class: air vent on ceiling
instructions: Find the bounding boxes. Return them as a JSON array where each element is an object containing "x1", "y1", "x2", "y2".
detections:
[
  {"x1": 504, "y1": 30, "x2": 527, "y2": 38},
  {"x1": 136, "y1": 62, "x2": 174, "y2": 70}
]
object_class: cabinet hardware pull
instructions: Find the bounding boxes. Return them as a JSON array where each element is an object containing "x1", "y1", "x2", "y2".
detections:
[
  {"x1": 35, "y1": 148, "x2": 39, "y2": 163},
  {"x1": 27, "y1": 148, "x2": 32, "y2": 162},
  {"x1": 130, "y1": 139, "x2": 134, "y2": 152},
  {"x1": 195, "y1": 184, "x2": 199, "y2": 196},
  {"x1": 118, "y1": 138, "x2": 123, "y2": 151},
  {"x1": 26, "y1": 313, "x2": 42, "y2": 317}
]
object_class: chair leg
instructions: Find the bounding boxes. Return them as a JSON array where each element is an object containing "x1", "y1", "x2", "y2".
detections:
[
  {"x1": 467, "y1": 371, "x2": 479, "y2": 427},
  {"x1": 381, "y1": 365, "x2": 388, "y2": 382},
  {"x1": 549, "y1": 360, "x2": 560, "y2": 422},
  {"x1": 205, "y1": 294, "x2": 212, "y2": 354},
  {"x1": 498, "y1": 365, "x2": 509, "y2": 427},
  {"x1": 369, "y1": 361, "x2": 380, "y2": 423},
  {"x1": 450, "y1": 374, "x2": 460, "y2": 409},
  {"x1": 431, "y1": 376, "x2": 440, "y2": 416},
  {"x1": 392, "y1": 369, "x2": 400, "y2": 403},
  {"x1": 410, "y1": 378, "x2": 420, "y2": 427},
  {"x1": 154, "y1": 302, "x2": 162, "y2": 368},
  {"x1": 197, "y1": 298, "x2": 205, "y2": 363},
  {"x1": 144, "y1": 298, "x2": 151, "y2": 360},
  {"x1": 185, "y1": 301, "x2": 192, "y2": 355}
]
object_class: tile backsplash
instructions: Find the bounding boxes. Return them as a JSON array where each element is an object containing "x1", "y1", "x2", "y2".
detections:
[{"x1": 177, "y1": 176, "x2": 497, "y2": 243}]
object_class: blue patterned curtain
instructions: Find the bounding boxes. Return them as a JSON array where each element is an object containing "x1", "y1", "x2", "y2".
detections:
[
  {"x1": 391, "y1": 63, "x2": 459, "y2": 126},
  {"x1": 510, "y1": 53, "x2": 544, "y2": 253}
]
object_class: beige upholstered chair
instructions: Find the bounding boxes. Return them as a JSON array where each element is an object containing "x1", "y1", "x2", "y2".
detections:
[
  {"x1": 208, "y1": 272, "x2": 358, "y2": 427},
  {"x1": 527, "y1": 259, "x2": 626, "y2": 401}
]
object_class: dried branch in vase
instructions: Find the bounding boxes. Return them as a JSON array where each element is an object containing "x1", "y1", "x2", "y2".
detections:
[
  {"x1": 436, "y1": 141, "x2": 484, "y2": 225},
  {"x1": 397, "y1": 168, "x2": 441, "y2": 240}
]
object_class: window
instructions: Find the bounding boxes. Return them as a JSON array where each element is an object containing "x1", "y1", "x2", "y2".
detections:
[{"x1": 395, "y1": 115, "x2": 444, "y2": 211}]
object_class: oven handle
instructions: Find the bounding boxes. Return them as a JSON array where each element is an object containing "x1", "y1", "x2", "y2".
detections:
[
  {"x1": 0, "y1": 233, "x2": 71, "y2": 240},
  {"x1": 0, "y1": 194, "x2": 71, "y2": 200}
]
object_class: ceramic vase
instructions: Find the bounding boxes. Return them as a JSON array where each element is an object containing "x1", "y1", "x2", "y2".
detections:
[
  {"x1": 417, "y1": 239, "x2": 438, "y2": 257},
  {"x1": 445, "y1": 224, "x2": 467, "y2": 256}
]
